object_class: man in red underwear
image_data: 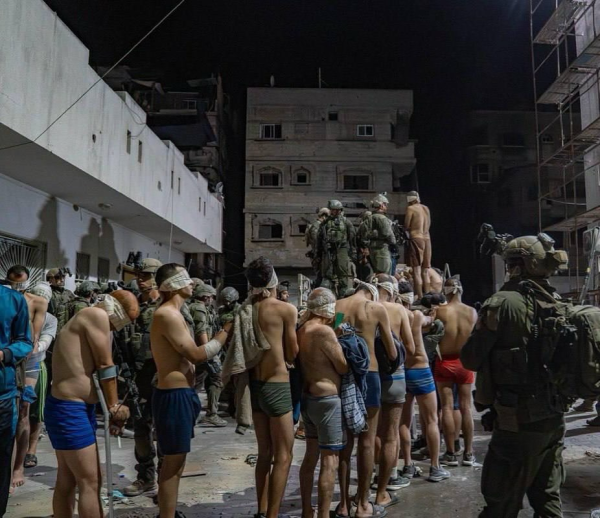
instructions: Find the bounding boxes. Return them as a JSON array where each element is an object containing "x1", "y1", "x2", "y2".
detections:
[{"x1": 434, "y1": 276, "x2": 477, "y2": 467}]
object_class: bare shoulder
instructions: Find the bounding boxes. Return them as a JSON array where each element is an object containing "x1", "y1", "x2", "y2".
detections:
[
  {"x1": 78, "y1": 306, "x2": 109, "y2": 327},
  {"x1": 26, "y1": 293, "x2": 47, "y2": 309},
  {"x1": 423, "y1": 205, "x2": 430, "y2": 215},
  {"x1": 308, "y1": 324, "x2": 336, "y2": 342},
  {"x1": 153, "y1": 305, "x2": 180, "y2": 322}
]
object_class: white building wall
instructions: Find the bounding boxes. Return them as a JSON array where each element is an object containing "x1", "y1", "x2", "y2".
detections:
[
  {"x1": 0, "y1": 0, "x2": 222, "y2": 253},
  {"x1": 0, "y1": 173, "x2": 183, "y2": 290}
]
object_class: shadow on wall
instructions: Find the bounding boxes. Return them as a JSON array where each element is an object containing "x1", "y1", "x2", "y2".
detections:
[
  {"x1": 34, "y1": 197, "x2": 69, "y2": 269},
  {"x1": 99, "y1": 218, "x2": 120, "y2": 279}
]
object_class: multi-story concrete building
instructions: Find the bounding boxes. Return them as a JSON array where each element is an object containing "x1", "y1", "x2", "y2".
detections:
[
  {"x1": 244, "y1": 87, "x2": 416, "y2": 298},
  {"x1": 0, "y1": 0, "x2": 222, "y2": 289}
]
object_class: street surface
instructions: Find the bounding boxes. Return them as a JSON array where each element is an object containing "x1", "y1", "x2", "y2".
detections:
[{"x1": 7, "y1": 401, "x2": 600, "y2": 517}]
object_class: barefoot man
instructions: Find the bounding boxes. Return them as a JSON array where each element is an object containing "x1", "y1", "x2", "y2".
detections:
[
  {"x1": 396, "y1": 281, "x2": 450, "y2": 483},
  {"x1": 6, "y1": 266, "x2": 48, "y2": 491},
  {"x1": 150, "y1": 264, "x2": 231, "y2": 518},
  {"x1": 243, "y1": 257, "x2": 298, "y2": 518},
  {"x1": 46, "y1": 289, "x2": 138, "y2": 518},
  {"x1": 335, "y1": 280, "x2": 397, "y2": 518},
  {"x1": 372, "y1": 274, "x2": 415, "y2": 508},
  {"x1": 298, "y1": 288, "x2": 348, "y2": 518},
  {"x1": 434, "y1": 276, "x2": 477, "y2": 467},
  {"x1": 404, "y1": 191, "x2": 432, "y2": 298}
]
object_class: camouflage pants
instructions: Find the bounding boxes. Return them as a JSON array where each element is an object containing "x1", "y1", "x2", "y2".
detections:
[
  {"x1": 133, "y1": 361, "x2": 160, "y2": 483},
  {"x1": 480, "y1": 415, "x2": 566, "y2": 518},
  {"x1": 320, "y1": 248, "x2": 349, "y2": 298},
  {"x1": 369, "y1": 247, "x2": 392, "y2": 275}
]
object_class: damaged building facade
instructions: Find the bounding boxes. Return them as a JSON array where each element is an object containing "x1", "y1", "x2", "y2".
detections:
[{"x1": 245, "y1": 87, "x2": 416, "y2": 299}]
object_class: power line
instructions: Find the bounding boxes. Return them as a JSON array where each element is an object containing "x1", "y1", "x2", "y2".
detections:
[{"x1": 0, "y1": 0, "x2": 186, "y2": 153}]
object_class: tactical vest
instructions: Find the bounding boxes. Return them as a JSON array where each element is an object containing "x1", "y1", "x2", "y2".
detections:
[
  {"x1": 49, "y1": 288, "x2": 75, "y2": 333},
  {"x1": 370, "y1": 213, "x2": 393, "y2": 248},
  {"x1": 67, "y1": 297, "x2": 91, "y2": 320},
  {"x1": 130, "y1": 297, "x2": 160, "y2": 365},
  {"x1": 323, "y1": 217, "x2": 349, "y2": 249},
  {"x1": 189, "y1": 301, "x2": 212, "y2": 339},
  {"x1": 306, "y1": 220, "x2": 321, "y2": 249}
]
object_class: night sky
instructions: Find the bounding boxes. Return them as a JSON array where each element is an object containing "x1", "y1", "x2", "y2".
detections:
[{"x1": 44, "y1": 0, "x2": 534, "y2": 299}]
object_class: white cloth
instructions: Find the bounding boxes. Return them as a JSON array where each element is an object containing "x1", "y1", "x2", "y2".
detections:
[
  {"x1": 443, "y1": 285, "x2": 463, "y2": 296},
  {"x1": 28, "y1": 282, "x2": 52, "y2": 302},
  {"x1": 11, "y1": 281, "x2": 30, "y2": 292},
  {"x1": 159, "y1": 270, "x2": 193, "y2": 292},
  {"x1": 250, "y1": 269, "x2": 278, "y2": 298},
  {"x1": 399, "y1": 292, "x2": 415, "y2": 305},
  {"x1": 373, "y1": 280, "x2": 395, "y2": 298},
  {"x1": 354, "y1": 279, "x2": 379, "y2": 302},
  {"x1": 407, "y1": 195, "x2": 420, "y2": 203},
  {"x1": 95, "y1": 294, "x2": 131, "y2": 332}
]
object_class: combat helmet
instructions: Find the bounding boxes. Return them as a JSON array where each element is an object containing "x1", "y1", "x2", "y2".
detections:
[
  {"x1": 503, "y1": 233, "x2": 568, "y2": 278},
  {"x1": 318, "y1": 207, "x2": 330, "y2": 218},
  {"x1": 328, "y1": 200, "x2": 343, "y2": 210},
  {"x1": 75, "y1": 280, "x2": 101, "y2": 297},
  {"x1": 371, "y1": 192, "x2": 389, "y2": 209},
  {"x1": 219, "y1": 286, "x2": 240, "y2": 304},
  {"x1": 138, "y1": 258, "x2": 162, "y2": 274},
  {"x1": 194, "y1": 283, "x2": 216, "y2": 299}
]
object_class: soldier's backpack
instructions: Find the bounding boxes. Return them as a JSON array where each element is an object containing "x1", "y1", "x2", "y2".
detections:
[{"x1": 523, "y1": 281, "x2": 600, "y2": 402}]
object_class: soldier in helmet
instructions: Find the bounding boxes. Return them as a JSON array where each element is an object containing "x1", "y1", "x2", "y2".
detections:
[
  {"x1": 189, "y1": 283, "x2": 227, "y2": 427},
  {"x1": 462, "y1": 233, "x2": 569, "y2": 517},
  {"x1": 305, "y1": 207, "x2": 330, "y2": 285},
  {"x1": 358, "y1": 193, "x2": 396, "y2": 276},
  {"x1": 46, "y1": 268, "x2": 75, "y2": 334},
  {"x1": 120, "y1": 258, "x2": 163, "y2": 497},
  {"x1": 315, "y1": 200, "x2": 356, "y2": 298},
  {"x1": 218, "y1": 286, "x2": 241, "y2": 326},
  {"x1": 68, "y1": 280, "x2": 100, "y2": 318}
]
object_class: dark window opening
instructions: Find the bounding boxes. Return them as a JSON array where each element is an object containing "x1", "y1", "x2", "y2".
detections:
[
  {"x1": 356, "y1": 125, "x2": 374, "y2": 137},
  {"x1": 260, "y1": 124, "x2": 282, "y2": 139},
  {"x1": 97, "y1": 257, "x2": 110, "y2": 283},
  {"x1": 126, "y1": 131, "x2": 132, "y2": 154},
  {"x1": 298, "y1": 224, "x2": 308, "y2": 234},
  {"x1": 328, "y1": 112, "x2": 339, "y2": 121},
  {"x1": 76, "y1": 252, "x2": 90, "y2": 280},
  {"x1": 258, "y1": 223, "x2": 283, "y2": 240},
  {"x1": 470, "y1": 164, "x2": 491, "y2": 184},
  {"x1": 259, "y1": 173, "x2": 281, "y2": 187},
  {"x1": 343, "y1": 175, "x2": 370, "y2": 190}
]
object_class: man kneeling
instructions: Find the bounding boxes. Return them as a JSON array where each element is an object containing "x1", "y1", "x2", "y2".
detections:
[
  {"x1": 299, "y1": 288, "x2": 348, "y2": 518},
  {"x1": 47, "y1": 289, "x2": 138, "y2": 518}
]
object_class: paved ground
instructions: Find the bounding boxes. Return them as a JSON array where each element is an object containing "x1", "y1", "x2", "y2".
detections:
[{"x1": 7, "y1": 403, "x2": 600, "y2": 518}]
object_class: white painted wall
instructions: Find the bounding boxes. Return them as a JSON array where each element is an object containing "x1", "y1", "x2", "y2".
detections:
[
  {"x1": 0, "y1": 173, "x2": 183, "y2": 291},
  {"x1": 0, "y1": 0, "x2": 222, "y2": 253}
]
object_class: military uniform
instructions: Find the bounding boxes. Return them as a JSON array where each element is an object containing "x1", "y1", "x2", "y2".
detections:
[
  {"x1": 316, "y1": 202, "x2": 356, "y2": 298},
  {"x1": 358, "y1": 194, "x2": 396, "y2": 275},
  {"x1": 67, "y1": 296, "x2": 91, "y2": 319},
  {"x1": 48, "y1": 286, "x2": 75, "y2": 333},
  {"x1": 461, "y1": 234, "x2": 569, "y2": 518}
]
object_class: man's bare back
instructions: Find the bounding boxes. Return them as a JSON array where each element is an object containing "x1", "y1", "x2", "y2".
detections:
[
  {"x1": 381, "y1": 301, "x2": 415, "y2": 357},
  {"x1": 297, "y1": 321, "x2": 345, "y2": 397},
  {"x1": 427, "y1": 269, "x2": 443, "y2": 293},
  {"x1": 405, "y1": 310, "x2": 431, "y2": 369},
  {"x1": 252, "y1": 296, "x2": 298, "y2": 383},
  {"x1": 335, "y1": 291, "x2": 395, "y2": 372},
  {"x1": 436, "y1": 301, "x2": 477, "y2": 357},
  {"x1": 51, "y1": 307, "x2": 110, "y2": 404},
  {"x1": 405, "y1": 204, "x2": 431, "y2": 239}
]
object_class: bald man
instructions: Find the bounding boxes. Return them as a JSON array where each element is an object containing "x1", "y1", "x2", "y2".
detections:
[{"x1": 47, "y1": 290, "x2": 139, "y2": 518}]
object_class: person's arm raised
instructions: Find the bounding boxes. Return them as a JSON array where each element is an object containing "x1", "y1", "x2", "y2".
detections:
[
  {"x1": 282, "y1": 304, "x2": 299, "y2": 364},
  {"x1": 318, "y1": 326, "x2": 348, "y2": 375},
  {"x1": 374, "y1": 303, "x2": 397, "y2": 361},
  {"x1": 159, "y1": 310, "x2": 229, "y2": 364}
]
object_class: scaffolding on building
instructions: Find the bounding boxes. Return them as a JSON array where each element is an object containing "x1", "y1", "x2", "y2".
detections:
[{"x1": 530, "y1": 0, "x2": 600, "y2": 298}]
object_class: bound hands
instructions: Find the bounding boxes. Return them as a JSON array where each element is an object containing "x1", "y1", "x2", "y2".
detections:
[{"x1": 109, "y1": 403, "x2": 130, "y2": 436}]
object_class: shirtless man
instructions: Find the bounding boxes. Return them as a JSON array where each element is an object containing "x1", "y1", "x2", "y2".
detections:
[
  {"x1": 245, "y1": 257, "x2": 298, "y2": 518},
  {"x1": 298, "y1": 288, "x2": 348, "y2": 518},
  {"x1": 426, "y1": 267, "x2": 444, "y2": 294},
  {"x1": 335, "y1": 280, "x2": 397, "y2": 518},
  {"x1": 397, "y1": 281, "x2": 450, "y2": 482},
  {"x1": 371, "y1": 274, "x2": 415, "y2": 508},
  {"x1": 6, "y1": 266, "x2": 48, "y2": 490},
  {"x1": 434, "y1": 276, "x2": 477, "y2": 467},
  {"x1": 404, "y1": 191, "x2": 432, "y2": 298},
  {"x1": 46, "y1": 289, "x2": 138, "y2": 518},
  {"x1": 150, "y1": 264, "x2": 231, "y2": 518}
]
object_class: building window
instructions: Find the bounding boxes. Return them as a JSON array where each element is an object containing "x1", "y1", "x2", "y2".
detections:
[
  {"x1": 470, "y1": 163, "x2": 491, "y2": 184},
  {"x1": 356, "y1": 124, "x2": 374, "y2": 137},
  {"x1": 199, "y1": 197, "x2": 202, "y2": 212},
  {"x1": 257, "y1": 167, "x2": 283, "y2": 187},
  {"x1": 171, "y1": 171, "x2": 174, "y2": 189},
  {"x1": 97, "y1": 257, "x2": 110, "y2": 283},
  {"x1": 328, "y1": 112, "x2": 339, "y2": 121},
  {"x1": 182, "y1": 99, "x2": 197, "y2": 110},
  {"x1": 76, "y1": 252, "x2": 90, "y2": 280},
  {"x1": 138, "y1": 141, "x2": 143, "y2": 163},
  {"x1": 292, "y1": 167, "x2": 311, "y2": 185},
  {"x1": 260, "y1": 123, "x2": 282, "y2": 139},
  {"x1": 178, "y1": 177, "x2": 181, "y2": 194},
  {"x1": 258, "y1": 222, "x2": 283, "y2": 240},
  {"x1": 343, "y1": 175, "x2": 371, "y2": 191},
  {"x1": 541, "y1": 134, "x2": 554, "y2": 144},
  {"x1": 502, "y1": 132, "x2": 525, "y2": 147},
  {"x1": 126, "y1": 131, "x2": 132, "y2": 154},
  {"x1": 291, "y1": 217, "x2": 311, "y2": 236}
]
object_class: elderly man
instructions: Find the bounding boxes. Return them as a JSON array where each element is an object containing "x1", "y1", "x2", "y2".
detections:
[
  {"x1": 0, "y1": 282, "x2": 32, "y2": 517},
  {"x1": 47, "y1": 289, "x2": 138, "y2": 518},
  {"x1": 6, "y1": 266, "x2": 48, "y2": 490},
  {"x1": 298, "y1": 288, "x2": 348, "y2": 518},
  {"x1": 150, "y1": 264, "x2": 231, "y2": 518}
]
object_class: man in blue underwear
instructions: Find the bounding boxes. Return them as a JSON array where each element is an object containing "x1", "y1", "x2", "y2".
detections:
[
  {"x1": 335, "y1": 280, "x2": 396, "y2": 518},
  {"x1": 46, "y1": 289, "x2": 138, "y2": 518},
  {"x1": 298, "y1": 288, "x2": 348, "y2": 518},
  {"x1": 0, "y1": 282, "x2": 32, "y2": 518},
  {"x1": 150, "y1": 264, "x2": 232, "y2": 518},
  {"x1": 396, "y1": 281, "x2": 450, "y2": 483},
  {"x1": 244, "y1": 257, "x2": 298, "y2": 518}
]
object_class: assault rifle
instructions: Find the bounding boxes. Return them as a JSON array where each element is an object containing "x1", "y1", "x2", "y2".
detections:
[{"x1": 111, "y1": 332, "x2": 142, "y2": 420}]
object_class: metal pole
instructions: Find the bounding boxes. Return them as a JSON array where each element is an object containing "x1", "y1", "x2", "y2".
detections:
[{"x1": 93, "y1": 373, "x2": 114, "y2": 518}]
